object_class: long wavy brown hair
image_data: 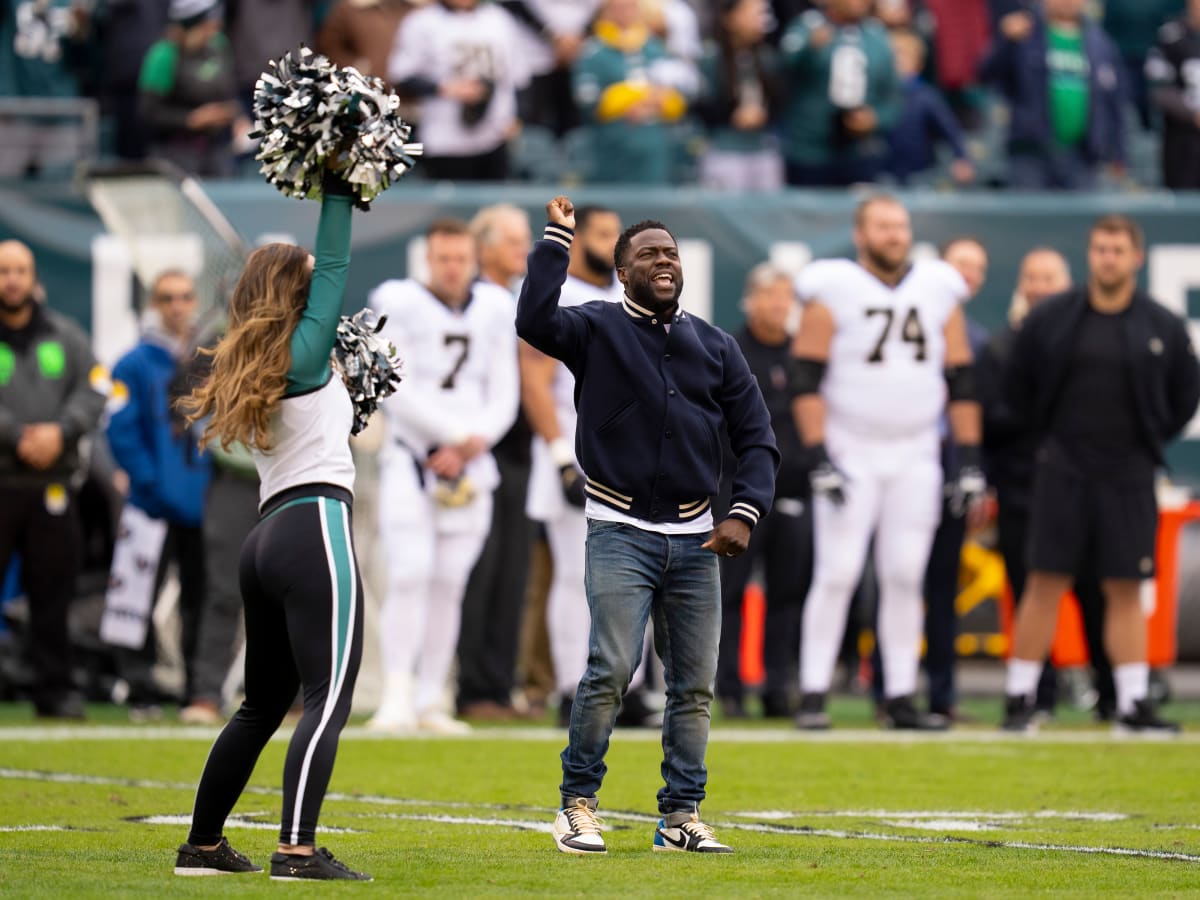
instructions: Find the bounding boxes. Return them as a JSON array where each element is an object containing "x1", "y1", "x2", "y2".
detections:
[{"x1": 182, "y1": 243, "x2": 313, "y2": 451}]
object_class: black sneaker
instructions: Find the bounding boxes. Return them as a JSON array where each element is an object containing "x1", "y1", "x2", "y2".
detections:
[
  {"x1": 174, "y1": 837, "x2": 263, "y2": 876},
  {"x1": 760, "y1": 691, "x2": 794, "y2": 719},
  {"x1": 270, "y1": 847, "x2": 372, "y2": 881},
  {"x1": 1001, "y1": 695, "x2": 1037, "y2": 733},
  {"x1": 34, "y1": 694, "x2": 85, "y2": 721},
  {"x1": 881, "y1": 695, "x2": 949, "y2": 731},
  {"x1": 1113, "y1": 699, "x2": 1181, "y2": 736},
  {"x1": 794, "y1": 692, "x2": 830, "y2": 730}
]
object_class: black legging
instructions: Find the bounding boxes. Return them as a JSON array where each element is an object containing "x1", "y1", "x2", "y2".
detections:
[
  {"x1": 187, "y1": 486, "x2": 363, "y2": 847},
  {"x1": 716, "y1": 499, "x2": 812, "y2": 703}
]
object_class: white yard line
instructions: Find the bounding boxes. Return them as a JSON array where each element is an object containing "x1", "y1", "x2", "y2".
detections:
[{"x1": 1, "y1": 767, "x2": 1197, "y2": 864}]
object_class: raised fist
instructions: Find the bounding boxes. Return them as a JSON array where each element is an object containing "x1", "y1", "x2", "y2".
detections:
[{"x1": 546, "y1": 195, "x2": 575, "y2": 230}]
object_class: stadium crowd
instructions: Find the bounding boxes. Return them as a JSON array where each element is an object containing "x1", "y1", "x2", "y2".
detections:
[
  {"x1": 2, "y1": 0, "x2": 1200, "y2": 188},
  {"x1": 1, "y1": 0, "x2": 1199, "y2": 738}
]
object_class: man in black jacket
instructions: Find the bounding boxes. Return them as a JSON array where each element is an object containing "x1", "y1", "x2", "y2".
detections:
[
  {"x1": 0, "y1": 241, "x2": 107, "y2": 719},
  {"x1": 518, "y1": 196, "x2": 778, "y2": 855},
  {"x1": 1002, "y1": 216, "x2": 1200, "y2": 733},
  {"x1": 716, "y1": 263, "x2": 811, "y2": 720}
]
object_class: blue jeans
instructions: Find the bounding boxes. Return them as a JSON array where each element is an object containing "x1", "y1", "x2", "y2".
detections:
[{"x1": 560, "y1": 520, "x2": 721, "y2": 815}]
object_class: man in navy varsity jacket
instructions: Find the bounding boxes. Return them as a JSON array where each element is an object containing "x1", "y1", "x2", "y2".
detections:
[{"x1": 517, "y1": 196, "x2": 778, "y2": 855}]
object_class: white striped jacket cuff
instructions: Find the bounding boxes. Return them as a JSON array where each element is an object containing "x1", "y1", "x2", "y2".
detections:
[
  {"x1": 543, "y1": 223, "x2": 573, "y2": 250},
  {"x1": 727, "y1": 502, "x2": 762, "y2": 529}
]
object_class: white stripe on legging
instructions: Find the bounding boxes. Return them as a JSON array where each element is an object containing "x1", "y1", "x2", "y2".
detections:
[{"x1": 288, "y1": 500, "x2": 353, "y2": 846}]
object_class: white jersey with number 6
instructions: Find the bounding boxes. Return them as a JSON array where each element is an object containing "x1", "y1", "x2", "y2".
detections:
[
  {"x1": 369, "y1": 278, "x2": 519, "y2": 494},
  {"x1": 795, "y1": 258, "x2": 968, "y2": 438}
]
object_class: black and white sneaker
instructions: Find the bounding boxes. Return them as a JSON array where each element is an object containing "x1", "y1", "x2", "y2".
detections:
[
  {"x1": 653, "y1": 811, "x2": 733, "y2": 853},
  {"x1": 1113, "y1": 700, "x2": 1181, "y2": 736},
  {"x1": 174, "y1": 837, "x2": 262, "y2": 876},
  {"x1": 269, "y1": 847, "x2": 372, "y2": 881},
  {"x1": 880, "y1": 695, "x2": 949, "y2": 731},
  {"x1": 1001, "y1": 695, "x2": 1038, "y2": 733},
  {"x1": 794, "y1": 692, "x2": 830, "y2": 730},
  {"x1": 553, "y1": 797, "x2": 606, "y2": 854}
]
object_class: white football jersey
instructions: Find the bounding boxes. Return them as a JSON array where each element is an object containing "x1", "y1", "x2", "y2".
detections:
[
  {"x1": 511, "y1": 0, "x2": 602, "y2": 77},
  {"x1": 370, "y1": 278, "x2": 519, "y2": 492},
  {"x1": 388, "y1": 3, "x2": 530, "y2": 156},
  {"x1": 526, "y1": 273, "x2": 623, "y2": 521},
  {"x1": 796, "y1": 258, "x2": 967, "y2": 437}
]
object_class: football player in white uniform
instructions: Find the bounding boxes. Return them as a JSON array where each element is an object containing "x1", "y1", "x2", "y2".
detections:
[
  {"x1": 521, "y1": 205, "x2": 626, "y2": 724},
  {"x1": 368, "y1": 218, "x2": 519, "y2": 733},
  {"x1": 790, "y1": 194, "x2": 985, "y2": 730},
  {"x1": 388, "y1": 0, "x2": 530, "y2": 180}
]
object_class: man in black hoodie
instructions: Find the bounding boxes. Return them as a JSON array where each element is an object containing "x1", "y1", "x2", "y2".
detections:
[{"x1": 1002, "y1": 216, "x2": 1200, "y2": 733}]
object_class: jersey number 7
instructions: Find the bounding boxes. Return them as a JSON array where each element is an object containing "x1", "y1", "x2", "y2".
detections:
[
  {"x1": 441, "y1": 334, "x2": 471, "y2": 389},
  {"x1": 864, "y1": 307, "x2": 927, "y2": 363}
]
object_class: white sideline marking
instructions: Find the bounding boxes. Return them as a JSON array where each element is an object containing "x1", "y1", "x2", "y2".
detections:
[
  {"x1": 730, "y1": 810, "x2": 1130, "y2": 822},
  {"x1": 2, "y1": 768, "x2": 1198, "y2": 864},
  {"x1": 0, "y1": 825, "x2": 72, "y2": 832},
  {"x1": 883, "y1": 820, "x2": 1000, "y2": 832},
  {"x1": 129, "y1": 814, "x2": 360, "y2": 834},
  {"x1": 2, "y1": 725, "x2": 1198, "y2": 744}
]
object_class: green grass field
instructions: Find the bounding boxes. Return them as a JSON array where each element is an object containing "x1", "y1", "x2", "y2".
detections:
[{"x1": 3, "y1": 700, "x2": 1200, "y2": 897}]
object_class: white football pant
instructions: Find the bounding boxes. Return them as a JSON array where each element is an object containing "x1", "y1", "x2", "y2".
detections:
[
  {"x1": 800, "y1": 425, "x2": 942, "y2": 700},
  {"x1": 376, "y1": 450, "x2": 493, "y2": 716}
]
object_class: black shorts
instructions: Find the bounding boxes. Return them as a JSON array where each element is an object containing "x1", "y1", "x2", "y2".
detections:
[{"x1": 1026, "y1": 461, "x2": 1158, "y2": 581}]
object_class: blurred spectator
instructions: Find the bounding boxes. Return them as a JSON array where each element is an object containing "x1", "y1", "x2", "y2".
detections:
[
  {"x1": 777, "y1": 0, "x2": 900, "y2": 186},
  {"x1": 1145, "y1": 0, "x2": 1200, "y2": 189},
  {"x1": 695, "y1": 0, "x2": 785, "y2": 191},
  {"x1": 177, "y1": 335, "x2": 259, "y2": 726},
  {"x1": 1103, "y1": 0, "x2": 1184, "y2": 129},
  {"x1": 977, "y1": 246, "x2": 1114, "y2": 720},
  {"x1": 0, "y1": 240, "x2": 106, "y2": 719},
  {"x1": 456, "y1": 204, "x2": 535, "y2": 721},
  {"x1": 106, "y1": 271, "x2": 211, "y2": 715},
  {"x1": 138, "y1": 0, "x2": 247, "y2": 176},
  {"x1": 885, "y1": 28, "x2": 973, "y2": 185},
  {"x1": 317, "y1": 0, "x2": 414, "y2": 81},
  {"x1": 979, "y1": 0, "x2": 1127, "y2": 190},
  {"x1": 572, "y1": 0, "x2": 691, "y2": 184},
  {"x1": 923, "y1": 0, "x2": 992, "y2": 126},
  {"x1": 0, "y1": 0, "x2": 98, "y2": 176},
  {"x1": 501, "y1": 0, "x2": 598, "y2": 137},
  {"x1": 225, "y1": 0, "x2": 316, "y2": 112},
  {"x1": 874, "y1": 0, "x2": 914, "y2": 29},
  {"x1": 716, "y1": 264, "x2": 811, "y2": 720},
  {"x1": 93, "y1": 0, "x2": 169, "y2": 160},
  {"x1": 388, "y1": 0, "x2": 529, "y2": 181},
  {"x1": 919, "y1": 237, "x2": 989, "y2": 722}
]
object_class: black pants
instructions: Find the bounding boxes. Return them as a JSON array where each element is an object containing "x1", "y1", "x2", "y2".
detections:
[
  {"x1": 188, "y1": 487, "x2": 363, "y2": 847},
  {"x1": 119, "y1": 521, "x2": 206, "y2": 704},
  {"x1": 716, "y1": 498, "x2": 812, "y2": 703},
  {"x1": 0, "y1": 482, "x2": 82, "y2": 709},
  {"x1": 191, "y1": 470, "x2": 260, "y2": 705},
  {"x1": 923, "y1": 498, "x2": 966, "y2": 714},
  {"x1": 420, "y1": 144, "x2": 509, "y2": 182},
  {"x1": 456, "y1": 450, "x2": 534, "y2": 709},
  {"x1": 996, "y1": 493, "x2": 1115, "y2": 712}
]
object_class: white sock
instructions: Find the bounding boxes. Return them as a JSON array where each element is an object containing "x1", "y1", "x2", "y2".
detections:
[
  {"x1": 1114, "y1": 663, "x2": 1149, "y2": 716},
  {"x1": 1005, "y1": 659, "x2": 1042, "y2": 700}
]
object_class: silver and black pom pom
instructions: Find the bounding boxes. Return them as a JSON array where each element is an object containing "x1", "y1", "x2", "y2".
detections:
[
  {"x1": 252, "y1": 45, "x2": 422, "y2": 207},
  {"x1": 332, "y1": 309, "x2": 402, "y2": 435}
]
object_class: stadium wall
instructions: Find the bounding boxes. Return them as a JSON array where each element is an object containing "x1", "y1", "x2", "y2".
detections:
[{"x1": 3, "y1": 181, "x2": 1200, "y2": 482}]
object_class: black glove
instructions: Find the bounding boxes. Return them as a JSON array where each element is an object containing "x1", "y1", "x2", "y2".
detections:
[
  {"x1": 808, "y1": 443, "x2": 847, "y2": 507},
  {"x1": 945, "y1": 444, "x2": 987, "y2": 517},
  {"x1": 560, "y1": 463, "x2": 586, "y2": 509}
]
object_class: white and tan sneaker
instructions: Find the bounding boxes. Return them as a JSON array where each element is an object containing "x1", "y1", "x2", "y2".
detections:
[{"x1": 553, "y1": 797, "x2": 606, "y2": 854}]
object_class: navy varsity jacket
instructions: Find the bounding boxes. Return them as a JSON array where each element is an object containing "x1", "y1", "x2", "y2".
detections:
[{"x1": 515, "y1": 223, "x2": 779, "y2": 529}]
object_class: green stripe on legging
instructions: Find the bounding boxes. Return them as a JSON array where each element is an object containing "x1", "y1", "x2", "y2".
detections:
[{"x1": 322, "y1": 498, "x2": 353, "y2": 680}]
